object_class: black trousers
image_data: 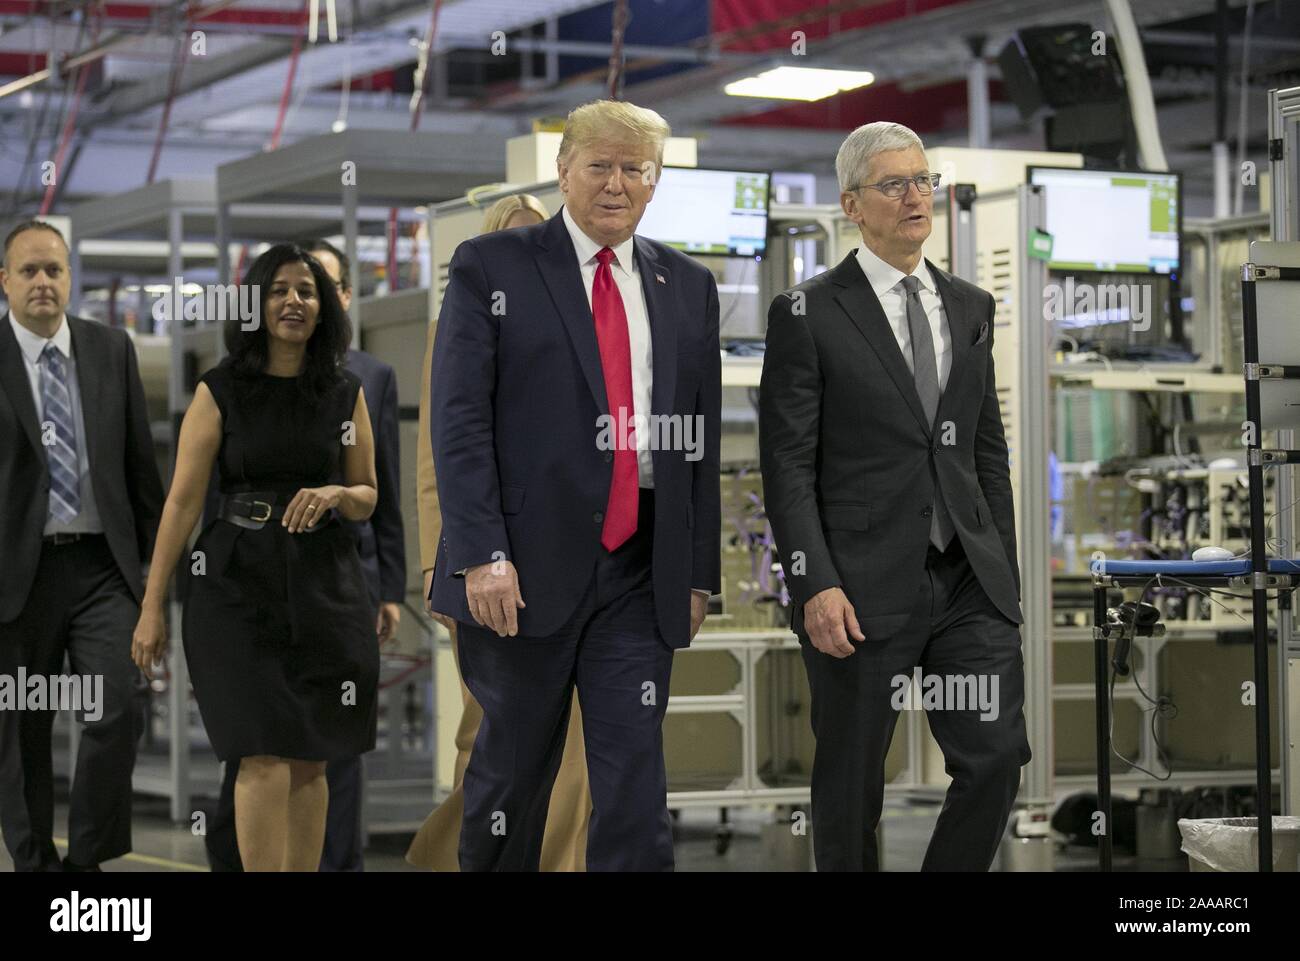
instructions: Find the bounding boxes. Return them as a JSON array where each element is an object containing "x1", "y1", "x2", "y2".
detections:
[
  {"x1": 205, "y1": 754, "x2": 364, "y2": 872},
  {"x1": 0, "y1": 535, "x2": 146, "y2": 871},
  {"x1": 801, "y1": 534, "x2": 1031, "y2": 872},
  {"x1": 457, "y1": 489, "x2": 675, "y2": 872}
]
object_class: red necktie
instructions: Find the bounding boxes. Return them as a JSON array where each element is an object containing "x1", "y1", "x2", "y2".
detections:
[{"x1": 592, "y1": 246, "x2": 638, "y2": 551}]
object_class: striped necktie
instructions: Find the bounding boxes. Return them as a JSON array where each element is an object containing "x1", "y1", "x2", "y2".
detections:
[{"x1": 39, "y1": 342, "x2": 81, "y2": 525}]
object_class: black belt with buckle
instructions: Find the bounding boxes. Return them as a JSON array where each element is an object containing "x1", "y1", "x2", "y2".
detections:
[
  {"x1": 219, "y1": 492, "x2": 331, "y2": 532},
  {"x1": 43, "y1": 531, "x2": 101, "y2": 546}
]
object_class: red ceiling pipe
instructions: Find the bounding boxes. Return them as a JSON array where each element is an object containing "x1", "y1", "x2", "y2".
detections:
[{"x1": 39, "y1": 3, "x2": 103, "y2": 215}]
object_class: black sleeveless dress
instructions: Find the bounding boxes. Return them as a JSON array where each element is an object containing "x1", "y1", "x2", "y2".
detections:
[{"x1": 182, "y1": 361, "x2": 379, "y2": 763}]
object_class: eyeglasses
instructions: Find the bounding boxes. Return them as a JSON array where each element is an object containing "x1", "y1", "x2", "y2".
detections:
[{"x1": 847, "y1": 173, "x2": 942, "y2": 199}]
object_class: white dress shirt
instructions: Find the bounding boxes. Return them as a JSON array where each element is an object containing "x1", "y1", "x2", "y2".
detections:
[
  {"x1": 853, "y1": 244, "x2": 952, "y2": 392},
  {"x1": 7, "y1": 311, "x2": 103, "y2": 535},
  {"x1": 562, "y1": 205, "x2": 656, "y2": 488}
]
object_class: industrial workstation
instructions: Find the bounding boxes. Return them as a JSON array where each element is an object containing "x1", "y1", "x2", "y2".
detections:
[{"x1": 1, "y1": 0, "x2": 1299, "y2": 880}]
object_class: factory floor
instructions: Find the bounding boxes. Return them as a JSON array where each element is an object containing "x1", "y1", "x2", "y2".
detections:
[{"x1": 0, "y1": 795, "x2": 1188, "y2": 872}]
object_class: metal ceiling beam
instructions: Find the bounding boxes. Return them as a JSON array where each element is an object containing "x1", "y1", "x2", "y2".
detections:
[
  {"x1": 91, "y1": 0, "x2": 608, "y2": 128},
  {"x1": 1144, "y1": 28, "x2": 1300, "y2": 52},
  {"x1": 92, "y1": 0, "x2": 427, "y2": 119},
  {"x1": 480, "y1": 0, "x2": 1253, "y2": 128},
  {"x1": 0, "y1": 0, "x2": 1271, "y2": 209},
  {"x1": 506, "y1": 37, "x2": 747, "y2": 64}
]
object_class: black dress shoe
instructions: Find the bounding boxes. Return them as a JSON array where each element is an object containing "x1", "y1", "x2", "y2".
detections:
[{"x1": 62, "y1": 857, "x2": 102, "y2": 872}]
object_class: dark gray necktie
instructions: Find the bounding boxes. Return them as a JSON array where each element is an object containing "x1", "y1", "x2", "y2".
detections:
[{"x1": 900, "y1": 275, "x2": 953, "y2": 551}]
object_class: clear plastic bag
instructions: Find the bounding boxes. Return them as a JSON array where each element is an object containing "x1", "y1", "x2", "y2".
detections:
[{"x1": 1178, "y1": 817, "x2": 1300, "y2": 872}]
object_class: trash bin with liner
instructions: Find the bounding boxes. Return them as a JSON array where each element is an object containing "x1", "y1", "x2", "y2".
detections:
[{"x1": 1178, "y1": 817, "x2": 1300, "y2": 872}]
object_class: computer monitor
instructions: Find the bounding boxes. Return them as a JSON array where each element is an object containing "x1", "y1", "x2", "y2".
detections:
[
  {"x1": 637, "y1": 167, "x2": 770, "y2": 258},
  {"x1": 1027, "y1": 165, "x2": 1181, "y2": 275}
]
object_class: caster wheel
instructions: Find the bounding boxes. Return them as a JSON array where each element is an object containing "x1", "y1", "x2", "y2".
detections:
[{"x1": 714, "y1": 828, "x2": 732, "y2": 855}]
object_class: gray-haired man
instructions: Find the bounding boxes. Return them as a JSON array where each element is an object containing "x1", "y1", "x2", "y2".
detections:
[{"x1": 759, "y1": 122, "x2": 1030, "y2": 871}]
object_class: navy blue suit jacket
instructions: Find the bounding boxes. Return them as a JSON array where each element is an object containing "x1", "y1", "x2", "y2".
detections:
[
  {"x1": 428, "y1": 209, "x2": 721, "y2": 649},
  {"x1": 342, "y1": 349, "x2": 406, "y2": 606}
]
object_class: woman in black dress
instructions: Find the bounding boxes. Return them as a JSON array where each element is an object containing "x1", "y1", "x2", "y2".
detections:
[{"x1": 131, "y1": 244, "x2": 379, "y2": 871}]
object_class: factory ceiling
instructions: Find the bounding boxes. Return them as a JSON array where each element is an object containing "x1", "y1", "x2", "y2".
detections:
[{"x1": 0, "y1": 0, "x2": 1293, "y2": 217}]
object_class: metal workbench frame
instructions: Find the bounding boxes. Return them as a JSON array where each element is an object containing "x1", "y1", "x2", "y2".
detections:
[
  {"x1": 68, "y1": 178, "x2": 221, "y2": 328},
  {"x1": 1269, "y1": 85, "x2": 1300, "y2": 817},
  {"x1": 214, "y1": 129, "x2": 485, "y2": 346}
]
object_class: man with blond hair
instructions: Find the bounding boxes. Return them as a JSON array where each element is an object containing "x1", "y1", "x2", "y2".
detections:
[
  {"x1": 428, "y1": 100, "x2": 721, "y2": 871},
  {"x1": 760, "y1": 122, "x2": 1030, "y2": 871}
]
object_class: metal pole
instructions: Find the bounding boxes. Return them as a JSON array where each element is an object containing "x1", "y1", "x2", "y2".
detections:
[
  {"x1": 215, "y1": 200, "x2": 231, "y2": 357},
  {"x1": 1240, "y1": 266, "x2": 1273, "y2": 870},
  {"x1": 167, "y1": 205, "x2": 191, "y2": 823},
  {"x1": 343, "y1": 182, "x2": 361, "y2": 349},
  {"x1": 215, "y1": 209, "x2": 229, "y2": 287},
  {"x1": 947, "y1": 184, "x2": 977, "y2": 283},
  {"x1": 1214, "y1": 0, "x2": 1228, "y2": 141},
  {"x1": 1213, "y1": 143, "x2": 1231, "y2": 219},
  {"x1": 544, "y1": 18, "x2": 559, "y2": 87},
  {"x1": 1093, "y1": 581, "x2": 1112, "y2": 871},
  {"x1": 966, "y1": 36, "x2": 990, "y2": 149},
  {"x1": 1017, "y1": 184, "x2": 1053, "y2": 810},
  {"x1": 1268, "y1": 86, "x2": 1299, "y2": 816},
  {"x1": 1211, "y1": 1, "x2": 1231, "y2": 217},
  {"x1": 69, "y1": 226, "x2": 83, "y2": 317}
]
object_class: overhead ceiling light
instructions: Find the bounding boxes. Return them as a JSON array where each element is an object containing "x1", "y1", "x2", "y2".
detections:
[{"x1": 724, "y1": 66, "x2": 875, "y2": 102}]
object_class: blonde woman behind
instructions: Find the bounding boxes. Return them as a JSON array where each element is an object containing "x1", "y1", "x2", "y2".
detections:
[
  {"x1": 479, "y1": 192, "x2": 549, "y2": 234},
  {"x1": 406, "y1": 193, "x2": 592, "y2": 872}
]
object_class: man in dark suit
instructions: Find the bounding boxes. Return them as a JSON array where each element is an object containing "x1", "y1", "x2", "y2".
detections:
[
  {"x1": 0, "y1": 220, "x2": 163, "y2": 871},
  {"x1": 759, "y1": 122, "x2": 1030, "y2": 872},
  {"x1": 204, "y1": 239, "x2": 405, "y2": 872},
  {"x1": 429, "y1": 99, "x2": 721, "y2": 871}
]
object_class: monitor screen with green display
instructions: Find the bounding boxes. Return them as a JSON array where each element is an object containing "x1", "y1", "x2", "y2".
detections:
[
  {"x1": 1027, "y1": 166, "x2": 1180, "y2": 274},
  {"x1": 636, "y1": 167, "x2": 770, "y2": 258}
]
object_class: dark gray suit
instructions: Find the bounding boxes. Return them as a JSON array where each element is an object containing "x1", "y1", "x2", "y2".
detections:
[
  {"x1": 759, "y1": 252, "x2": 1030, "y2": 871},
  {"x1": 0, "y1": 314, "x2": 163, "y2": 871}
]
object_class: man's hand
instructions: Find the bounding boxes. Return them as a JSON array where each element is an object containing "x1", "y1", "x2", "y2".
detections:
[
  {"x1": 376, "y1": 602, "x2": 401, "y2": 644},
  {"x1": 803, "y1": 587, "x2": 864, "y2": 658},
  {"x1": 465, "y1": 559, "x2": 526, "y2": 637},
  {"x1": 689, "y1": 591, "x2": 708, "y2": 641}
]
